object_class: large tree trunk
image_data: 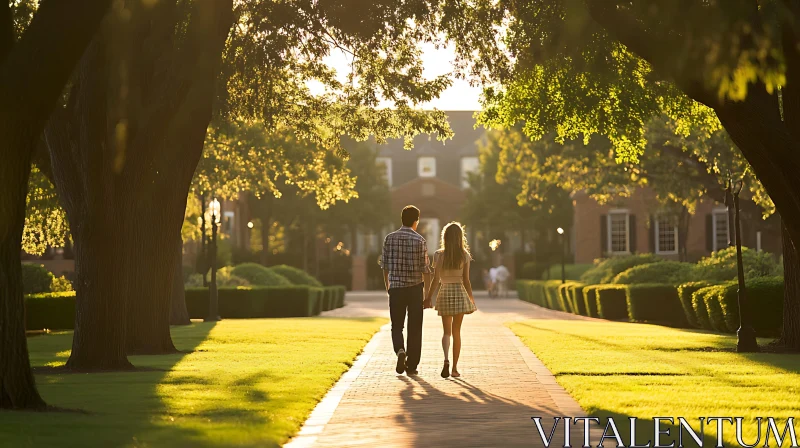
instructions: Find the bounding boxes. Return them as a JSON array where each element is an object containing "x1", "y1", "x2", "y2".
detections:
[
  {"x1": 0, "y1": 153, "x2": 46, "y2": 408},
  {"x1": 125, "y1": 208, "x2": 181, "y2": 354},
  {"x1": 170, "y1": 233, "x2": 191, "y2": 326},
  {"x1": 43, "y1": 0, "x2": 233, "y2": 367},
  {"x1": 781, "y1": 221, "x2": 800, "y2": 350},
  {"x1": 0, "y1": 0, "x2": 112, "y2": 403}
]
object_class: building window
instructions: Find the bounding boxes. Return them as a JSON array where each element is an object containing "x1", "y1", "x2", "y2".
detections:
[
  {"x1": 460, "y1": 156, "x2": 479, "y2": 188},
  {"x1": 418, "y1": 157, "x2": 436, "y2": 178},
  {"x1": 223, "y1": 211, "x2": 235, "y2": 235},
  {"x1": 713, "y1": 209, "x2": 730, "y2": 251},
  {"x1": 655, "y1": 215, "x2": 678, "y2": 254},
  {"x1": 375, "y1": 157, "x2": 392, "y2": 187},
  {"x1": 607, "y1": 210, "x2": 630, "y2": 254}
]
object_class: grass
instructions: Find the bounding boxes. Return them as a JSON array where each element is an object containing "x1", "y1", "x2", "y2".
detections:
[
  {"x1": 509, "y1": 319, "x2": 800, "y2": 447},
  {"x1": 1, "y1": 317, "x2": 386, "y2": 448}
]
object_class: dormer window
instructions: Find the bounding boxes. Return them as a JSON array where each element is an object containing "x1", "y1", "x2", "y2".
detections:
[{"x1": 418, "y1": 157, "x2": 436, "y2": 178}]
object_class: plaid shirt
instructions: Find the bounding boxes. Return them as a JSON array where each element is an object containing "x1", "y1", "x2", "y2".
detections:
[{"x1": 380, "y1": 226, "x2": 433, "y2": 288}]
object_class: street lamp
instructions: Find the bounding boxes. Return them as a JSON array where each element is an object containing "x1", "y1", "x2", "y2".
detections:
[
  {"x1": 732, "y1": 179, "x2": 758, "y2": 352},
  {"x1": 557, "y1": 227, "x2": 566, "y2": 284},
  {"x1": 205, "y1": 198, "x2": 221, "y2": 322},
  {"x1": 199, "y1": 191, "x2": 208, "y2": 287}
]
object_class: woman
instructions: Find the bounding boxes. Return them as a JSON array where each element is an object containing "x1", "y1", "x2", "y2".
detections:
[{"x1": 425, "y1": 222, "x2": 477, "y2": 378}]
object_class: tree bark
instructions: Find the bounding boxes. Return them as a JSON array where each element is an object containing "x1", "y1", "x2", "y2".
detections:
[
  {"x1": 781, "y1": 221, "x2": 800, "y2": 350},
  {"x1": 170, "y1": 233, "x2": 191, "y2": 326},
  {"x1": 0, "y1": 0, "x2": 112, "y2": 403},
  {"x1": 43, "y1": 0, "x2": 233, "y2": 367}
]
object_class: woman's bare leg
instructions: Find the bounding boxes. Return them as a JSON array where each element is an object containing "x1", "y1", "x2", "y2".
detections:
[
  {"x1": 451, "y1": 314, "x2": 464, "y2": 377},
  {"x1": 441, "y1": 316, "x2": 452, "y2": 361}
]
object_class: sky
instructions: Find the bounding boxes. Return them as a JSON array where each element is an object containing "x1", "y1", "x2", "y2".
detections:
[{"x1": 312, "y1": 42, "x2": 484, "y2": 111}]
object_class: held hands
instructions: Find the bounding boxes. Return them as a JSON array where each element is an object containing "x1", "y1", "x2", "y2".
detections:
[{"x1": 423, "y1": 298, "x2": 432, "y2": 309}]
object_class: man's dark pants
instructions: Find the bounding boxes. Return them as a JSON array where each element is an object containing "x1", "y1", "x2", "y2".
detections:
[{"x1": 388, "y1": 282, "x2": 424, "y2": 370}]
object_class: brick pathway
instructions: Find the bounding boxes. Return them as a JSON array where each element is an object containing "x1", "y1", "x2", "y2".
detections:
[{"x1": 285, "y1": 291, "x2": 601, "y2": 448}]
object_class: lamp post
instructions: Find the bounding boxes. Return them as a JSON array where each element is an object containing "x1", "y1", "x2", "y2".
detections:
[
  {"x1": 557, "y1": 227, "x2": 566, "y2": 284},
  {"x1": 205, "y1": 198, "x2": 221, "y2": 322},
  {"x1": 732, "y1": 180, "x2": 758, "y2": 352},
  {"x1": 199, "y1": 191, "x2": 208, "y2": 287}
]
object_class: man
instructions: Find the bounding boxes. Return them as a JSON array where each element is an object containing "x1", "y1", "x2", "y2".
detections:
[
  {"x1": 381, "y1": 205, "x2": 432, "y2": 376},
  {"x1": 494, "y1": 263, "x2": 510, "y2": 297},
  {"x1": 488, "y1": 266, "x2": 498, "y2": 298}
]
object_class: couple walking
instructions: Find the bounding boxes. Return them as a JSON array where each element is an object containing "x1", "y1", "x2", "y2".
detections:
[{"x1": 381, "y1": 205, "x2": 477, "y2": 379}]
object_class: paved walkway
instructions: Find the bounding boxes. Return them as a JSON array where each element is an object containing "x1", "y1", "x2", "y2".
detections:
[{"x1": 286, "y1": 291, "x2": 600, "y2": 448}]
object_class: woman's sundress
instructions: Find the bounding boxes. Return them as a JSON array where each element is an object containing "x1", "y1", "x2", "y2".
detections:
[{"x1": 433, "y1": 251, "x2": 477, "y2": 316}]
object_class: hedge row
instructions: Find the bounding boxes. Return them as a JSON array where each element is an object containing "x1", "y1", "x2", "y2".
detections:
[
  {"x1": 517, "y1": 277, "x2": 783, "y2": 336},
  {"x1": 22, "y1": 285, "x2": 347, "y2": 331},
  {"x1": 690, "y1": 277, "x2": 782, "y2": 336}
]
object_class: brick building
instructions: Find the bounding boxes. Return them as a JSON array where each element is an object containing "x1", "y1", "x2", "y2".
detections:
[
  {"x1": 572, "y1": 187, "x2": 782, "y2": 264},
  {"x1": 349, "y1": 111, "x2": 489, "y2": 289}
]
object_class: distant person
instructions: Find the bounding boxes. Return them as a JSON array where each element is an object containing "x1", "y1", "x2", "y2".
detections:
[
  {"x1": 381, "y1": 205, "x2": 432, "y2": 376},
  {"x1": 488, "y1": 266, "x2": 498, "y2": 298},
  {"x1": 482, "y1": 268, "x2": 493, "y2": 293},
  {"x1": 425, "y1": 222, "x2": 477, "y2": 378},
  {"x1": 494, "y1": 263, "x2": 510, "y2": 297}
]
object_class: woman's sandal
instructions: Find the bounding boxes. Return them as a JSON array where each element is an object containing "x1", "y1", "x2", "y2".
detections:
[{"x1": 441, "y1": 360, "x2": 450, "y2": 378}]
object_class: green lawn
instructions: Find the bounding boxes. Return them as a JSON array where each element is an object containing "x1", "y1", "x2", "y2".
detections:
[
  {"x1": 1, "y1": 317, "x2": 386, "y2": 448},
  {"x1": 509, "y1": 320, "x2": 800, "y2": 447}
]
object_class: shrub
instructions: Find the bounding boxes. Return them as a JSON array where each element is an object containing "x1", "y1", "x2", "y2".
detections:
[
  {"x1": 594, "y1": 285, "x2": 629, "y2": 320},
  {"x1": 625, "y1": 284, "x2": 687, "y2": 327},
  {"x1": 519, "y1": 262, "x2": 547, "y2": 280},
  {"x1": 542, "y1": 264, "x2": 595, "y2": 281},
  {"x1": 693, "y1": 247, "x2": 781, "y2": 282},
  {"x1": 25, "y1": 292, "x2": 76, "y2": 331},
  {"x1": 184, "y1": 286, "x2": 320, "y2": 319},
  {"x1": 516, "y1": 280, "x2": 547, "y2": 307},
  {"x1": 748, "y1": 276, "x2": 784, "y2": 337},
  {"x1": 612, "y1": 261, "x2": 694, "y2": 285},
  {"x1": 568, "y1": 283, "x2": 587, "y2": 316},
  {"x1": 50, "y1": 275, "x2": 73, "y2": 292},
  {"x1": 543, "y1": 280, "x2": 563, "y2": 311},
  {"x1": 692, "y1": 286, "x2": 715, "y2": 330},
  {"x1": 230, "y1": 263, "x2": 290, "y2": 286},
  {"x1": 557, "y1": 283, "x2": 574, "y2": 313},
  {"x1": 269, "y1": 264, "x2": 323, "y2": 287},
  {"x1": 579, "y1": 254, "x2": 662, "y2": 285},
  {"x1": 582, "y1": 286, "x2": 600, "y2": 317},
  {"x1": 21, "y1": 263, "x2": 54, "y2": 294},
  {"x1": 676, "y1": 281, "x2": 711, "y2": 327},
  {"x1": 185, "y1": 273, "x2": 204, "y2": 287},
  {"x1": 691, "y1": 277, "x2": 783, "y2": 336}
]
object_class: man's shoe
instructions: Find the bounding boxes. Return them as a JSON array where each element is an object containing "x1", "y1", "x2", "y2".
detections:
[
  {"x1": 396, "y1": 350, "x2": 406, "y2": 374},
  {"x1": 406, "y1": 367, "x2": 418, "y2": 376}
]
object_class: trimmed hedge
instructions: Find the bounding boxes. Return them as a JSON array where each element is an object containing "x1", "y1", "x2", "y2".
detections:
[
  {"x1": 557, "y1": 283, "x2": 575, "y2": 313},
  {"x1": 625, "y1": 284, "x2": 687, "y2": 327},
  {"x1": 568, "y1": 283, "x2": 587, "y2": 316},
  {"x1": 270, "y1": 264, "x2": 323, "y2": 287},
  {"x1": 594, "y1": 285, "x2": 629, "y2": 320},
  {"x1": 690, "y1": 278, "x2": 782, "y2": 336},
  {"x1": 582, "y1": 285, "x2": 600, "y2": 318},
  {"x1": 692, "y1": 286, "x2": 714, "y2": 330},
  {"x1": 612, "y1": 261, "x2": 694, "y2": 285},
  {"x1": 230, "y1": 263, "x2": 291, "y2": 286},
  {"x1": 185, "y1": 286, "x2": 322, "y2": 318},
  {"x1": 676, "y1": 281, "x2": 710, "y2": 327},
  {"x1": 25, "y1": 292, "x2": 76, "y2": 331},
  {"x1": 543, "y1": 280, "x2": 564, "y2": 311}
]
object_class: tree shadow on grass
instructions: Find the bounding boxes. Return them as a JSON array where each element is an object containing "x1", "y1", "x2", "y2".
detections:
[{"x1": 0, "y1": 322, "x2": 230, "y2": 448}]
